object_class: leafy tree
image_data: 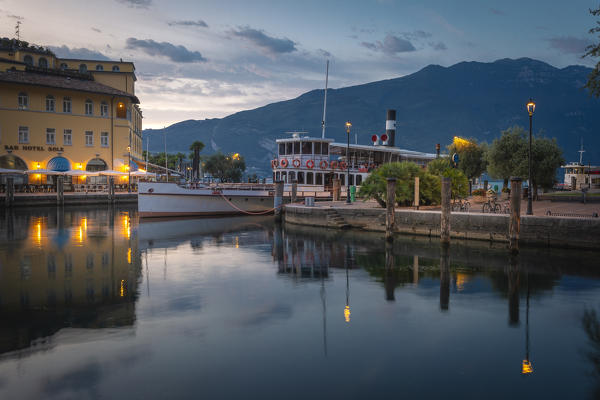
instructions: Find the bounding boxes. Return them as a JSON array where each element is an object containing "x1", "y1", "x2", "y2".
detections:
[
  {"x1": 426, "y1": 158, "x2": 469, "y2": 199},
  {"x1": 447, "y1": 137, "x2": 487, "y2": 193},
  {"x1": 426, "y1": 158, "x2": 452, "y2": 176},
  {"x1": 142, "y1": 151, "x2": 184, "y2": 171},
  {"x1": 583, "y1": 7, "x2": 600, "y2": 97},
  {"x1": 523, "y1": 136, "x2": 564, "y2": 198},
  {"x1": 486, "y1": 126, "x2": 528, "y2": 188},
  {"x1": 189, "y1": 141, "x2": 205, "y2": 180},
  {"x1": 359, "y1": 162, "x2": 441, "y2": 207},
  {"x1": 204, "y1": 152, "x2": 246, "y2": 182}
]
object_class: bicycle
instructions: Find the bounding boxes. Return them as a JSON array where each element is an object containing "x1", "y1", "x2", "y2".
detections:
[
  {"x1": 482, "y1": 197, "x2": 502, "y2": 213},
  {"x1": 452, "y1": 198, "x2": 471, "y2": 212}
]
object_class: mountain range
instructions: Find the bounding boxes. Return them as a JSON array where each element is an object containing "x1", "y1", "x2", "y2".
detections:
[{"x1": 142, "y1": 57, "x2": 600, "y2": 176}]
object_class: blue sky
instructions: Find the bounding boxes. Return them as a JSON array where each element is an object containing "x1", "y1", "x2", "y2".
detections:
[{"x1": 1, "y1": 0, "x2": 598, "y2": 128}]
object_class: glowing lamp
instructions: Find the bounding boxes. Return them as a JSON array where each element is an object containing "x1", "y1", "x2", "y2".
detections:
[
  {"x1": 527, "y1": 99, "x2": 536, "y2": 116},
  {"x1": 232, "y1": 153, "x2": 240, "y2": 160},
  {"x1": 345, "y1": 121, "x2": 352, "y2": 133},
  {"x1": 36, "y1": 162, "x2": 41, "y2": 169}
]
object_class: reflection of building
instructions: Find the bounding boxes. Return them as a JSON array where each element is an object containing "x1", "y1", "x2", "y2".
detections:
[
  {"x1": 0, "y1": 37, "x2": 143, "y2": 184},
  {"x1": 0, "y1": 207, "x2": 141, "y2": 355}
]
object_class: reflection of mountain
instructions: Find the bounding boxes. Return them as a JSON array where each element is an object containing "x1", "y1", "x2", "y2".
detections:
[{"x1": 0, "y1": 206, "x2": 141, "y2": 356}]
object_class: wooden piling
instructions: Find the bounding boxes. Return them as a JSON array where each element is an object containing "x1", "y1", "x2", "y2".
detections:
[
  {"x1": 56, "y1": 176, "x2": 64, "y2": 206},
  {"x1": 414, "y1": 176, "x2": 420, "y2": 209},
  {"x1": 332, "y1": 178, "x2": 341, "y2": 201},
  {"x1": 274, "y1": 180, "x2": 284, "y2": 222},
  {"x1": 291, "y1": 180, "x2": 298, "y2": 203},
  {"x1": 440, "y1": 177, "x2": 451, "y2": 244},
  {"x1": 6, "y1": 177, "x2": 14, "y2": 207},
  {"x1": 509, "y1": 177, "x2": 522, "y2": 252},
  {"x1": 108, "y1": 177, "x2": 115, "y2": 203},
  {"x1": 386, "y1": 178, "x2": 396, "y2": 242}
]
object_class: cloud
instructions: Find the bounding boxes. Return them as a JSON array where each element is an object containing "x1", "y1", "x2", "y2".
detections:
[
  {"x1": 7, "y1": 14, "x2": 23, "y2": 20},
  {"x1": 48, "y1": 45, "x2": 110, "y2": 60},
  {"x1": 547, "y1": 36, "x2": 592, "y2": 55},
  {"x1": 91, "y1": 27, "x2": 102, "y2": 33},
  {"x1": 490, "y1": 8, "x2": 504, "y2": 15},
  {"x1": 361, "y1": 34, "x2": 416, "y2": 55},
  {"x1": 231, "y1": 26, "x2": 296, "y2": 54},
  {"x1": 317, "y1": 49, "x2": 332, "y2": 58},
  {"x1": 126, "y1": 38, "x2": 207, "y2": 62},
  {"x1": 430, "y1": 41, "x2": 447, "y2": 51},
  {"x1": 402, "y1": 30, "x2": 432, "y2": 40},
  {"x1": 168, "y1": 20, "x2": 208, "y2": 28},
  {"x1": 116, "y1": 0, "x2": 151, "y2": 8}
]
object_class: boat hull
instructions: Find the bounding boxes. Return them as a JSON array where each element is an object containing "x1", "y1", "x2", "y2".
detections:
[{"x1": 138, "y1": 182, "x2": 274, "y2": 217}]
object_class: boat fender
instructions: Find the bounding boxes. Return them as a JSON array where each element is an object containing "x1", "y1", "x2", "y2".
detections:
[
  {"x1": 306, "y1": 160, "x2": 315, "y2": 169},
  {"x1": 280, "y1": 159, "x2": 289, "y2": 168},
  {"x1": 339, "y1": 162, "x2": 347, "y2": 170},
  {"x1": 292, "y1": 159, "x2": 301, "y2": 168},
  {"x1": 271, "y1": 159, "x2": 279, "y2": 168},
  {"x1": 330, "y1": 161, "x2": 338, "y2": 169},
  {"x1": 319, "y1": 160, "x2": 328, "y2": 169}
]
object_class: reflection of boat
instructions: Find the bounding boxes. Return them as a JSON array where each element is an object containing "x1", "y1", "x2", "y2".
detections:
[{"x1": 138, "y1": 182, "x2": 276, "y2": 217}]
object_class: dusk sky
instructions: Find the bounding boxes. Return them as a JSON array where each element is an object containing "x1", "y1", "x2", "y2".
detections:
[{"x1": 1, "y1": 0, "x2": 598, "y2": 128}]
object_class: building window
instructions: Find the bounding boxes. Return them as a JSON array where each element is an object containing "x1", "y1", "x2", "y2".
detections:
[
  {"x1": 18, "y1": 126, "x2": 29, "y2": 144},
  {"x1": 23, "y1": 55, "x2": 33, "y2": 65},
  {"x1": 85, "y1": 131, "x2": 94, "y2": 146},
  {"x1": 112, "y1": 65, "x2": 120, "y2": 72},
  {"x1": 46, "y1": 128, "x2": 56, "y2": 145},
  {"x1": 100, "y1": 132, "x2": 109, "y2": 147},
  {"x1": 116, "y1": 102, "x2": 127, "y2": 118},
  {"x1": 63, "y1": 129, "x2": 72, "y2": 146},
  {"x1": 45, "y1": 95, "x2": 55, "y2": 112},
  {"x1": 96, "y1": 64, "x2": 104, "y2": 71},
  {"x1": 63, "y1": 97, "x2": 72, "y2": 113},
  {"x1": 85, "y1": 100, "x2": 93, "y2": 115},
  {"x1": 100, "y1": 102, "x2": 108, "y2": 117},
  {"x1": 79, "y1": 64, "x2": 87, "y2": 73},
  {"x1": 39, "y1": 57, "x2": 48, "y2": 68},
  {"x1": 18, "y1": 92, "x2": 28, "y2": 109},
  {"x1": 60, "y1": 63, "x2": 68, "y2": 70}
]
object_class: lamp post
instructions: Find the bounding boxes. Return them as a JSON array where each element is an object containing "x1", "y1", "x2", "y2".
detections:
[
  {"x1": 345, "y1": 121, "x2": 352, "y2": 204},
  {"x1": 526, "y1": 99, "x2": 535, "y2": 215}
]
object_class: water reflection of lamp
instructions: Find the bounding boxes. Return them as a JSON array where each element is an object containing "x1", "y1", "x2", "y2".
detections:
[
  {"x1": 522, "y1": 269, "x2": 533, "y2": 375},
  {"x1": 344, "y1": 244, "x2": 351, "y2": 323}
]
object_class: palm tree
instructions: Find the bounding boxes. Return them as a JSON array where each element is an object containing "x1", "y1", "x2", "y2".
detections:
[{"x1": 189, "y1": 141, "x2": 205, "y2": 181}]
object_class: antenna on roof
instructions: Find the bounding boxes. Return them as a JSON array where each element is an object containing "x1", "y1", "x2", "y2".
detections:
[
  {"x1": 321, "y1": 60, "x2": 329, "y2": 139},
  {"x1": 15, "y1": 21, "x2": 21, "y2": 41}
]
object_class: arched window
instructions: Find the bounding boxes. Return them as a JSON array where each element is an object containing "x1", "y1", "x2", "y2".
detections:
[
  {"x1": 0, "y1": 154, "x2": 28, "y2": 170},
  {"x1": 116, "y1": 101, "x2": 127, "y2": 118},
  {"x1": 60, "y1": 63, "x2": 68, "y2": 70},
  {"x1": 18, "y1": 92, "x2": 28, "y2": 109},
  {"x1": 79, "y1": 64, "x2": 88, "y2": 73},
  {"x1": 38, "y1": 57, "x2": 48, "y2": 68},
  {"x1": 23, "y1": 55, "x2": 33, "y2": 65},
  {"x1": 86, "y1": 158, "x2": 108, "y2": 172},
  {"x1": 112, "y1": 65, "x2": 120, "y2": 72},
  {"x1": 85, "y1": 99, "x2": 93, "y2": 115},
  {"x1": 45, "y1": 95, "x2": 55, "y2": 112},
  {"x1": 96, "y1": 64, "x2": 104, "y2": 71}
]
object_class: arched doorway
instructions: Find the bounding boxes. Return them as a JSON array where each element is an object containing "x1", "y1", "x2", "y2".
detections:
[
  {"x1": 47, "y1": 156, "x2": 71, "y2": 172},
  {"x1": 86, "y1": 158, "x2": 108, "y2": 184},
  {"x1": 0, "y1": 154, "x2": 27, "y2": 184}
]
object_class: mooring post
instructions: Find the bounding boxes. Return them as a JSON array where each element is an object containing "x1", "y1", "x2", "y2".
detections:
[
  {"x1": 509, "y1": 177, "x2": 522, "y2": 253},
  {"x1": 414, "y1": 176, "x2": 420, "y2": 209},
  {"x1": 291, "y1": 180, "x2": 298, "y2": 203},
  {"x1": 441, "y1": 177, "x2": 451, "y2": 244},
  {"x1": 108, "y1": 177, "x2": 115, "y2": 203},
  {"x1": 6, "y1": 177, "x2": 14, "y2": 207},
  {"x1": 332, "y1": 178, "x2": 341, "y2": 201},
  {"x1": 274, "y1": 180, "x2": 284, "y2": 222},
  {"x1": 56, "y1": 175, "x2": 64, "y2": 206},
  {"x1": 386, "y1": 177, "x2": 396, "y2": 242}
]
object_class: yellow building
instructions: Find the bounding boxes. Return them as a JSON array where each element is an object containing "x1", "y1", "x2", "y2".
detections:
[{"x1": 0, "y1": 38, "x2": 143, "y2": 184}]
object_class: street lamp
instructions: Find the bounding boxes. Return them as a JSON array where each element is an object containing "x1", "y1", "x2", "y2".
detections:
[
  {"x1": 345, "y1": 121, "x2": 352, "y2": 204},
  {"x1": 526, "y1": 99, "x2": 535, "y2": 215}
]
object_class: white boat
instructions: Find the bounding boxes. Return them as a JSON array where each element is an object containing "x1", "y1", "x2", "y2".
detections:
[{"x1": 138, "y1": 182, "x2": 276, "y2": 217}]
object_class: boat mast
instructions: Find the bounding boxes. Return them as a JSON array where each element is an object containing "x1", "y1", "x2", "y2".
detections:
[
  {"x1": 321, "y1": 60, "x2": 329, "y2": 139},
  {"x1": 578, "y1": 138, "x2": 585, "y2": 165}
]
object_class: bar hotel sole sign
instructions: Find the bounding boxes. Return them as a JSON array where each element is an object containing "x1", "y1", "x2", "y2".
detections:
[{"x1": 5, "y1": 145, "x2": 65, "y2": 152}]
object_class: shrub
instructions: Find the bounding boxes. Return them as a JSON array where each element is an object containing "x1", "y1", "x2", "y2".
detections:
[{"x1": 472, "y1": 188, "x2": 486, "y2": 196}]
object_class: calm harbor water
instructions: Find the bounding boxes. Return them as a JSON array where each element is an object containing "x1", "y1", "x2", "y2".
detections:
[{"x1": 1, "y1": 207, "x2": 600, "y2": 399}]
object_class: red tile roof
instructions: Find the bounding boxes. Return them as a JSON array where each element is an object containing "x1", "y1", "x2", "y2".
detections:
[{"x1": 0, "y1": 70, "x2": 139, "y2": 103}]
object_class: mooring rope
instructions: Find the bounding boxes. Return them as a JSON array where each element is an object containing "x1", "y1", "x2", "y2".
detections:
[{"x1": 217, "y1": 191, "x2": 308, "y2": 215}]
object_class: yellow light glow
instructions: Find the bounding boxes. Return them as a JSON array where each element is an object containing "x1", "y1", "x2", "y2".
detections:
[
  {"x1": 138, "y1": 168, "x2": 146, "y2": 173},
  {"x1": 235, "y1": 236, "x2": 239, "y2": 249},
  {"x1": 122, "y1": 214, "x2": 130, "y2": 239},
  {"x1": 33, "y1": 219, "x2": 42, "y2": 247},
  {"x1": 82, "y1": 217, "x2": 87, "y2": 232},
  {"x1": 127, "y1": 247, "x2": 132, "y2": 264},
  {"x1": 76, "y1": 163, "x2": 83, "y2": 170},
  {"x1": 78, "y1": 227, "x2": 83, "y2": 243},
  {"x1": 344, "y1": 305, "x2": 351, "y2": 323},
  {"x1": 453, "y1": 136, "x2": 473, "y2": 149},
  {"x1": 120, "y1": 279, "x2": 126, "y2": 297},
  {"x1": 36, "y1": 162, "x2": 41, "y2": 169},
  {"x1": 455, "y1": 273, "x2": 470, "y2": 292},
  {"x1": 526, "y1": 99, "x2": 536, "y2": 116},
  {"x1": 232, "y1": 153, "x2": 240, "y2": 160},
  {"x1": 522, "y1": 359, "x2": 533, "y2": 374}
]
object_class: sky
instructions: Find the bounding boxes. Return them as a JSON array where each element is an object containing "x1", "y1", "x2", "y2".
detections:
[{"x1": 1, "y1": 0, "x2": 598, "y2": 129}]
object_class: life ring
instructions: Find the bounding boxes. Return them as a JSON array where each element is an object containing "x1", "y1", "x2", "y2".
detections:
[
  {"x1": 306, "y1": 160, "x2": 315, "y2": 169},
  {"x1": 280, "y1": 159, "x2": 289, "y2": 168},
  {"x1": 271, "y1": 159, "x2": 279, "y2": 168},
  {"x1": 358, "y1": 164, "x2": 368, "y2": 173},
  {"x1": 339, "y1": 161, "x2": 347, "y2": 170},
  {"x1": 292, "y1": 159, "x2": 301, "y2": 168},
  {"x1": 319, "y1": 160, "x2": 328, "y2": 169},
  {"x1": 330, "y1": 161, "x2": 338, "y2": 169}
]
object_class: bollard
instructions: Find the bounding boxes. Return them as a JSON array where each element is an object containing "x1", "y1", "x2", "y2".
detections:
[
  {"x1": 414, "y1": 176, "x2": 420, "y2": 209},
  {"x1": 56, "y1": 176, "x2": 64, "y2": 206},
  {"x1": 509, "y1": 177, "x2": 522, "y2": 253},
  {"x1": 439, "y1": 243, "x2": 450, "y2": 311},
  {"x1": 291, "y1": 180, "x2": 298, "y2": 203},
  {"x1": 386, "y1": 178, "x2": 396, "y2": 242},
  {"x1": 332, "y1": 178, "x2": 341, "y2": 201},
  {"x1": 6, "y1": 177, "x2": 14, "y2": 207},
  {"x1": 274, "y1": 180, "x2": 284, "y2": 222},
  {"x1": 440, "y1": 177, "x2": 451, "y2": 244}
]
